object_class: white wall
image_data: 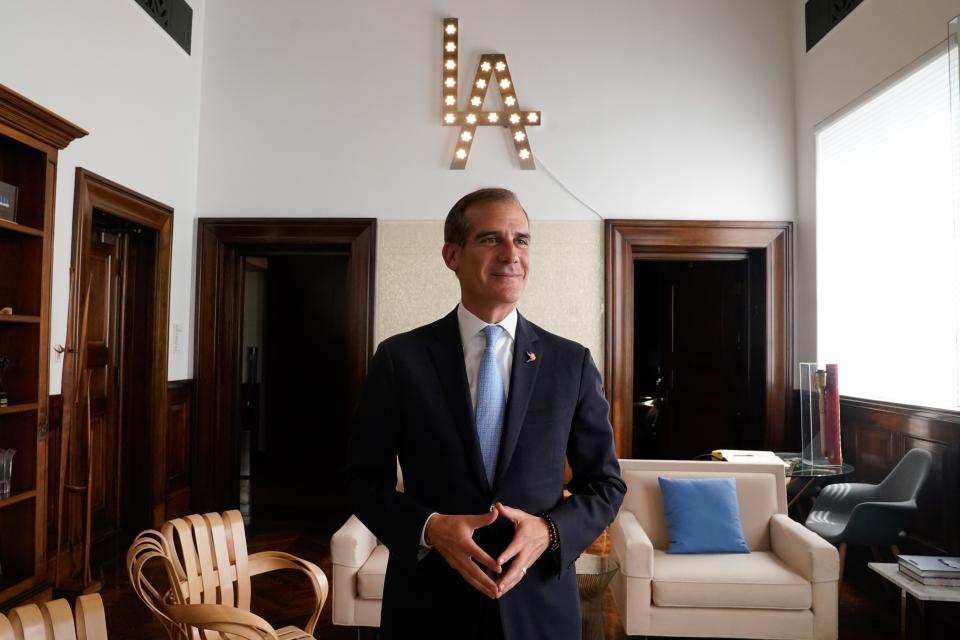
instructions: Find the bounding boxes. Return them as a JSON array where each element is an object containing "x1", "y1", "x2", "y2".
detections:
[
  {"x1": 792, "y1": 0, "x2": 960, "y2": 362},
  {"x1": 196, "y1": 0, "x2": 796, "y2": 350},
  {"x1": 0, "y1": 0, "x2": 206, "y2": 390},
  {"x1": 4, "y1": 0, "x2": 796, "y2": 385}
]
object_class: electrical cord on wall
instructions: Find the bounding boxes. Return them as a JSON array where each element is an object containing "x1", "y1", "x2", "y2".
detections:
[{"x1": 533, "y1": 154, "x2": 606, "y2": 221}]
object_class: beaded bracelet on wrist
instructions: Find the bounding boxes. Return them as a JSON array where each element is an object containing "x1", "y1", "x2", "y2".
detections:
[{"x1": 540, "y1": 513, "x2": 560, "y2": 552}]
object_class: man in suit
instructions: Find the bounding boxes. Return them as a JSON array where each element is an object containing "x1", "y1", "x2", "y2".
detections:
[{"x1": 345, "y1": 188, "x2": 626, "y2": 640}]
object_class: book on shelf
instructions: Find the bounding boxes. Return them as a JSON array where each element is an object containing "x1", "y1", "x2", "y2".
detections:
[{"x1": 898, "y1": 555, "x2": 960, "y2": 579}]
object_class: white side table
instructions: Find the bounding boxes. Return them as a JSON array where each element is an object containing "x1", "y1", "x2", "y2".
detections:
[{"x1": 868, "y1": 562, "x2": 960, "y2": 640}]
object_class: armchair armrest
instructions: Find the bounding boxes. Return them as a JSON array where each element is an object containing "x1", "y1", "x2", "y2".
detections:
[
  {"x1": 247, "y1": 551, "x2": 328, "y2": 635},
  {"x1": 163, "y1": 603, "x2": 278, "y2": 640},
  {"x1": 771, "y1": 513, "x2": 838, "y2": 582},
  {"x1": 609, "y1": 510, "x2": 654, "y2": 578},
  {"x1": 332, "y1": 515, "x2": 379, "y2": 568}
]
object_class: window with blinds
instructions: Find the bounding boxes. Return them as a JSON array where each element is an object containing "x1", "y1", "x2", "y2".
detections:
[{"x1": 815, "y1": 45, "x2": 960, "y2": 411}]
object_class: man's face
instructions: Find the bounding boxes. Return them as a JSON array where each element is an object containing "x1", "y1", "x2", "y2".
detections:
[{"x1": 442, "y1": 199, "x2": 531, "y2": 318}]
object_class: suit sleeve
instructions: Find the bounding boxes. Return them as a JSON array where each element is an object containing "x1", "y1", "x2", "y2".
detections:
[
  {"x1": 547, "y1": 348, "x2": 627, "y2": 573},
  {"x1": 344, "y1": 340, "x2": 434, "y2": 567}
]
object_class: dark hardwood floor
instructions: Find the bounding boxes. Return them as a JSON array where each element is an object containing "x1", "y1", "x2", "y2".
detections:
[{"x1": 96, "y1": 493, "x2": 940, "y2": 639}]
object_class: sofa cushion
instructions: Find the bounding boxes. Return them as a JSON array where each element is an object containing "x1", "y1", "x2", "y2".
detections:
[
  {"x1": 652, "y1": 550, "x2": 812, "y2": 610},
  {"x1": 357, "y1": 545, "x2": 389, "y2": 600},
  {"x1": 659, "y1": 477, "x2": 749, "y2": 554}
]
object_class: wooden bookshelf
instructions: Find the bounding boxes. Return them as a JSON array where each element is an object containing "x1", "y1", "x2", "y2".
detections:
[{"x1": 0, "y1": 84, "x2": 86, "y2": 609}]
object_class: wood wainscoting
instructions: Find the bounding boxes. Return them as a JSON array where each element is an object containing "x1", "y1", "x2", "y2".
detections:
[{"x1": 840, "y1": 397, "x2": 960, "y2": 554}]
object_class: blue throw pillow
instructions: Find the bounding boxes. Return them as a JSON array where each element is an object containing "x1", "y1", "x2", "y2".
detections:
[{"x1": 658, "y1": 476, "x2": 750, "y2": 554}]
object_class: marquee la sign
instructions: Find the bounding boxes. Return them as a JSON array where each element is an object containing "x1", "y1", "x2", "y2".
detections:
[{"x1": 442, "y1": 18, "x2": 541, "y2": 170}]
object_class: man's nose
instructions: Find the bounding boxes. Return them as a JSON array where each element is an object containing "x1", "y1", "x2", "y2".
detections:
[{"x1": 500, "y1": 242, "x2": 519, "y2": 262}]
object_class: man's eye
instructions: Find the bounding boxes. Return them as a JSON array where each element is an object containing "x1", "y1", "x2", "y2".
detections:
[{"x1": 517, "y1": 238, "x2": 529, "y2": 246}]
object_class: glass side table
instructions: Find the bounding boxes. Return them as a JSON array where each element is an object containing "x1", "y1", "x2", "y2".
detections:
[{"x1": 575, "y1": 553, "x2": 619, "y2": 640}]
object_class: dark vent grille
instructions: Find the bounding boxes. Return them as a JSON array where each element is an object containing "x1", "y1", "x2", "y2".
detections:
[
  {"x1": 805, "y1": 0, "x2": 863, "y2": 51},
  {"x1": 133, "y1": 0, "x2": 193, "y2": 54}
]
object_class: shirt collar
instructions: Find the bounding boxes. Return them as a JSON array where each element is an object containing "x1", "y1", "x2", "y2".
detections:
[{"x1": 457, "y1": 303, "x2": 518, "y2": 347}]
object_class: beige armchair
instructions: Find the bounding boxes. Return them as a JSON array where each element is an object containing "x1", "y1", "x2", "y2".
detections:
[
  {"x1": 611, "y1": 459, "x2": 839, "y2": 640},
  {"x1": 330, "y1": 515, "x2": 386, "y2": 628}
]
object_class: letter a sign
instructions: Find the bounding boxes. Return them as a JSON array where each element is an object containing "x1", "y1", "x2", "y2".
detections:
[{"x1": 441, "y1": 18, "x2": 541, "y2": 170}]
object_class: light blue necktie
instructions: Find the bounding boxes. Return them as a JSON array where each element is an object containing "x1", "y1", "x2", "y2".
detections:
[{"x1": 476, "y1": 325, "x2": 506, "y2": 484}]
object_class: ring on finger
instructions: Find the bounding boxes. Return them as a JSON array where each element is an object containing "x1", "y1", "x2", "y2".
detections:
[{"x1": 520, "y1": 566, "x2": 527, "y2": 575}]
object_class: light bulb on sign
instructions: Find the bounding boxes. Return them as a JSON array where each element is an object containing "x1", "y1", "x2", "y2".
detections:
[
  {"x1": 518, "y1": 149, "x2": 530, "y2": 160},
  {"x1": 445, "y1": 24, "x2": 457, "y2": 35},
  {"x1": 476, "y1": 79, "x2": 486, "y2": 89},
  {"x1": 471, "y1": 96, "x2": 482, "y2": 107},
  {"x1": 509, "y1": 114, "x2": 520, "y2": 124},
  {"x1": 445, "y1": 42, "x2": 456, "y2": 52},
  {"x1": 456, "y1": 148, "x2": 467, "y2": 159},
  {"x1": 500, "y1": 79, "x2": 511, "y2": 90},
  {"x1": 514, "y1": 131, "x2": 526, "y2": 142},
  {"x1": 445, "y1": 78, "x2": 456, "y2": 88},
  {"x1": 481, "y1": 61, "x2": 492, "y2": 72},
  {"x1": 465, "y1": 113, "x2": 477, "y2": 124},
  {"x1": 445, "y1": 60, "x2": 456, "y2": 70},
  {"x1": 461, "y1": 131, "x2": 472, "y2": 142},
  {"x1": 504, "y1": 96, "x2": 516, "y2": 107},
  {"x1": 445, "y1": 95, "x2": 456, "y2": 106},
  {"x1": 444, "y1": 113, "x2": 457, "y2": 124},
  {"x1": 488, "y1": 113, "x2": 498, "y2": 123},
  {"x1": 495, "y1": 61, "x2": 506, "y2": 72},
  {"x1": 527, "y1": 112, "x2": 538, "y2": 123}
]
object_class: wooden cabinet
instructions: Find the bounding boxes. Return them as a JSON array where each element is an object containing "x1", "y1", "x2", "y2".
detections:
[{"x1": 0, "y1": 84, "x2": 85, "y2": 608}]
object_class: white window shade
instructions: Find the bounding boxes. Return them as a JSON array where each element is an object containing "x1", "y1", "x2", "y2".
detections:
[{"x1": 816, "y1": 47, "x2": 960, "y2": 410}]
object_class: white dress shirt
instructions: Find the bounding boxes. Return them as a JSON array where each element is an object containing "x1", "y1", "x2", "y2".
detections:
[{"x1": 419, "y1": 304, "x2": 518, "y2": 548}]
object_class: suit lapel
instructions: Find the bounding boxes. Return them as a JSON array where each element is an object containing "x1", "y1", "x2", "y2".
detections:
[
  {"x1": 427, "y1": 309, "x2": 490, "y2": 493},
  {"x1": 493, "y1": 313, "x2": 541, "y2": 491}
]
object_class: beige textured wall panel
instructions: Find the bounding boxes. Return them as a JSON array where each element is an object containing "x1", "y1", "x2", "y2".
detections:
[{"x1": 376, "y1": 221, "x2": 604, "y2": 372}]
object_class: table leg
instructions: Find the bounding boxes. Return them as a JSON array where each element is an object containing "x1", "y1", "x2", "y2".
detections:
[
  {"x1": 788, "y1": 478, "x2": 817, "y2": 507},
  {"x1": 900, "y1": 588, "x2": 907, "y2": 640}
]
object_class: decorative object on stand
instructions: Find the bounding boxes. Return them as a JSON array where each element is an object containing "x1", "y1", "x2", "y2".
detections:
[
  {"x1": 441, "y1": 18, "x2": 542, "y2": 170},
  {"x1": 0, "y1": 307, "x2": 12, "y2": 315},
  {"x1": 0, "y1": 355, "x2": 10, "y2": 407},
  {"x1": 0, "y1": 179, "x2": 17, "y2": 222},
  {"x1": 0, "y1": 448, "x2": 15, "y2": 499},
  {"x1": 798, "y1": 362, "x2": 843, "y2": 468}
]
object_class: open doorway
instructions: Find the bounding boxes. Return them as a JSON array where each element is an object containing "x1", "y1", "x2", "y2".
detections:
[
  {"x1": 604, "y1": 220, "x2": 793, "y2": 458},
  {"x1": 632, "y1": 257, "x2": 764, "y2": 459},
  {"x1": 239, "y1": 252, "x2": 352, "y2": 525},
  {"x1": 58, "y1": 170, "x2": 171, "y2": 586},
  {"x1": 193, "y1": 219, "x2": 376, "y2": 520}
]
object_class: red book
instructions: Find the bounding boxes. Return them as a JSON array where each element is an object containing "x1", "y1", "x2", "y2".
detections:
[{"x1": 823, "y1": 364, "x2": 842, "y2": 464}]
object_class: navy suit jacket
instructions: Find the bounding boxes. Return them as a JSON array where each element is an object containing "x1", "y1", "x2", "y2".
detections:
[{"x1": 345, "y1": 309, "x2": 626, "y2": 640}]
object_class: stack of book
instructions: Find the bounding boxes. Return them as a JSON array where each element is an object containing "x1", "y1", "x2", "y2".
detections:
[{"x1": 898, "y1": 555, "x2": 960, "y2": 587}]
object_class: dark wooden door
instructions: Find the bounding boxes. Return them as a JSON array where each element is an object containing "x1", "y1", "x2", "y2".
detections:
[
  {"x1": 654, "y1": 260, "x2": 748, "y2": 459},
  {"x1": 85, "y1": 232, "x2": 124, "y2": 541}
]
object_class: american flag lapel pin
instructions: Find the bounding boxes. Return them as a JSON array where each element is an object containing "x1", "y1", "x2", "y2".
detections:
[{"x1": 525, "y1": 351, "x2": 537, "y2": 363}]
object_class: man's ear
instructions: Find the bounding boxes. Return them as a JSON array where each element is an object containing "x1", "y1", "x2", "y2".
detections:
[{"x1": 441, "y1": 243, "x2": 460, "y2": 272}]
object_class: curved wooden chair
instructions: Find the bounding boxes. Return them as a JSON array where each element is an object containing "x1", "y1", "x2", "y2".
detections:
[
  {"x1": 127, "y1": 509, "x2": 326, "y2": 640},
  {"x1": 0, "y1": 594, "x2": 108, "y2": 640}
]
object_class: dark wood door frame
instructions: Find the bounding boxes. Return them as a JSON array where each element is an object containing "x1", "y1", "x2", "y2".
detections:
[
  {"x1": 604, "y1": 220, "x2": 793, "y2": 458},
  {"x1": 193, "y1": 219, "x2": 376, "y2": 512},
  {"x1": 66, "y1": 168, "x2": 172, "y2": 528}
]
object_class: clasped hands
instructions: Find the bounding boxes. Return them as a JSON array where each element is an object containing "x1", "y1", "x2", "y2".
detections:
[{"x1": 425, "y1": 502, "x2": 550, "y2": 599}]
